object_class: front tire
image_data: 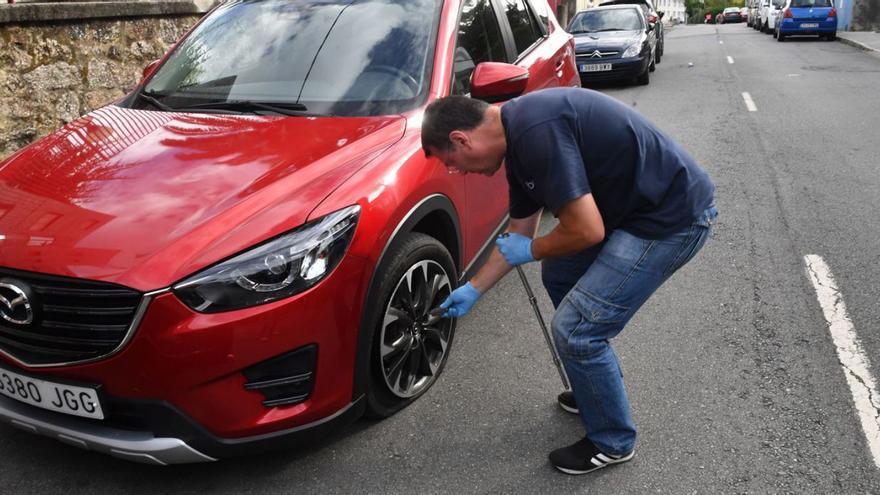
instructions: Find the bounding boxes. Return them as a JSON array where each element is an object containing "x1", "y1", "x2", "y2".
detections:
[
  {"x1": 364, "y1": 233, "x2": 457, "y2": 418},
  {"x1": 777, "y1": 31, "x2": 785, "y2": 41},
  {"x1": 636, "y1": 65, "x2": 650, "y2": 85}
]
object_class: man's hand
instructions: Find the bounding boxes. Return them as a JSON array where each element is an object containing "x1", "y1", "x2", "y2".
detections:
[
  {"x1": 439, "y1": 282, "x2": 481, "y2": 318},
  {"x1": 495, "y1": 232, "x2": 535, "y2": 266}
]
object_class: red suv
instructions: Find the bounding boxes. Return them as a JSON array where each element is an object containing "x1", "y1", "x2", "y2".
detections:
[{"x1": 0, "y1": 0, "x2": 577, "y2": 464}]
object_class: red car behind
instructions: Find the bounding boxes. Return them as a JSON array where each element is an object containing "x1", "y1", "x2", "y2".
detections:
[{"x1": 0, "y1": 0, "x2": 577, "y2": 464}]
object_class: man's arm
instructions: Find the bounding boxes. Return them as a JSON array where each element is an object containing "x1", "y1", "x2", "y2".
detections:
[
  {"x1": 469, "y1": 209, "x2": 543, "y2": 293},
  {"x1": 531, "y1": 193, "x2": 604, "y2": 260}
]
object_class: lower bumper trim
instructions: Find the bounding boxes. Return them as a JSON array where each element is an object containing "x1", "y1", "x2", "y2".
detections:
[{"x1": 0, "y1": 395, "x2": 215, "y2": 465}]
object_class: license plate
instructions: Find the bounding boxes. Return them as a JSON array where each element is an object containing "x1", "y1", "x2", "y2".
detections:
[
  {"x1": 581, "y1": 63, "x2": 612, "y2": 72},
  {"x1": 0, "y1": 365, "x2": 104, "y2": 419},
  {"x1": 801, "y1": 23, "x2": 819, "y2": 28}
]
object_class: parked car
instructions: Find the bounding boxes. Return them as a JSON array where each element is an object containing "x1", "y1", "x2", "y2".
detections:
[
  {"x1": 776, "y1": 0, "x2": 837, "y2": 40},
  {"x1": 599, "y1": 0, "x2": 664, "y2": 61},
  {"x1": 740, "y1": 7, "x2": 749, "y2": 22},
  {"x1": 758, "y1": 0, "x2": 786, "y2": 32},
  {"x1": 748, "y1": 0, "x2": 761, "y2": 27},
  {"x1": 0, "y1": 0, "x2": 579, "y2": 464},
  {"x1": 721, "y1": 7, "x2": 744, "y2": 22},
  {"x1": 568, "y1": 5, "x2": 657, "y2": 85}
]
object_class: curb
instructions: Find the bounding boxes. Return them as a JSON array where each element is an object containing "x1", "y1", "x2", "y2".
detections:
[{"x1": 837, "y1": 35, "x2": 880, "y2": 55}]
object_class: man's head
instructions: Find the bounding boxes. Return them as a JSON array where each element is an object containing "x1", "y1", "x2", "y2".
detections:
[{"x1": 421, "y1": 96, "x2": 507, "y2": 176}]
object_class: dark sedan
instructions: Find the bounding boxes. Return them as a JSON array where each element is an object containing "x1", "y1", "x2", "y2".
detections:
[
  {"x1": 568, "y1": 5, "x2": 657, "y2": 86},
  {"x1": 721, "y1": 6, "x2": 744, "y2": 22}
]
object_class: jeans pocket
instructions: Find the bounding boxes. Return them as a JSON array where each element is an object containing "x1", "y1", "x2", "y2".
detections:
[
  {"x1": 555, "y1": 290, "x2": 629, "y2": 358},
  {"x1": 569, "y1": 288, "x2": 630, "y2": 324}
]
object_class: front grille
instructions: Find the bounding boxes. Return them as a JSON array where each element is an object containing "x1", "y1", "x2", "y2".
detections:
[
  {"x1": 576, "y1": 51, "x2": 620, "y2": 60},
  {"x1": 0, "y1": 267, "x2": 143, "y2": 366}
]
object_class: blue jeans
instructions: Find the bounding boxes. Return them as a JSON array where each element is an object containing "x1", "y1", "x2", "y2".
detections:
[{"x1": 542, "y1": 206, "x2": 717, "y2": 455}]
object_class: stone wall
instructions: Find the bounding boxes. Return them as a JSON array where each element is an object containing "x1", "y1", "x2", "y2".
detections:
[
  {"x1": 852, "y1": 0, "x2": 880, "y2": 32},
  {"x1": 0, "y1": 3, "x2": 209, "y2": 160}
]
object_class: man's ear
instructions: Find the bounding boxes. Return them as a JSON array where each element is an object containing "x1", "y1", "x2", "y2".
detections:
[{"x1": 448, "y1": 130, "x2": 470, "y2": 149}]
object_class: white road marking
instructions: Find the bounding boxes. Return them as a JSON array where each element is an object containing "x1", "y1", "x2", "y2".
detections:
[
  {"x1": 804, "y1": 255, "x2": 880, "y2": 469},
  {"x1": 727, "y1": 56, "x2": 735, "y2": 64},
  {"x1": 719, "y1": 40, "x2": 724, "y2": 44},
  {"x1": 741, "y1": 92, "x2": 758, "y2": 112}
]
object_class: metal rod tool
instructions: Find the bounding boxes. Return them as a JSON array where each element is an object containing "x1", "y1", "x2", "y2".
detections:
[{"x1": 499, "y1": 233, "x2": 571, "y2": 391}]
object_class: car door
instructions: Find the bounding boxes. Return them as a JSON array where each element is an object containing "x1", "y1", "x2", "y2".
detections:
[
  {"x1": 496, "y1": 0, "x2": 576, "y2": 92},
  {"x1": 451, "y1": 0, "x2": 517, "y2": 263}
]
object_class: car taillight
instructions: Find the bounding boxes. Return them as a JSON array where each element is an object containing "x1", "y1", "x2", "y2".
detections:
[
  {"x1": 828, "y1": 7, "x2": 837, "y2": 17},
  {"x1": 783, "y1": 8, "x2": 793, "y2": 18}
]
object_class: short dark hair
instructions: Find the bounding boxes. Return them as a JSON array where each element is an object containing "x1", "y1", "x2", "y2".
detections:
[{"x1": 421, "y1": 96, "x2": 490, "y2": 156}]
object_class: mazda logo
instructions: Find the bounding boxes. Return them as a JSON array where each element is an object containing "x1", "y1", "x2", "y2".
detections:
[
  {"x1": 590, "y1": 50, "x2": 602, "y2": 58},
  {"x1": 0, "y1": 281, "x2": 33, "y2": 325}
]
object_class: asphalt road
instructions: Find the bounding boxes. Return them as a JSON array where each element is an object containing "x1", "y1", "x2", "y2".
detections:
[{"x1": 3, "y1": 23, "x2": 880, "y2": 494}]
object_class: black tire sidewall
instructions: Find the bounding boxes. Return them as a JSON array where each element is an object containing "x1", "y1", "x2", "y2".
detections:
[{"x1": 362, "y1": 233, "x2": 458, "y2": 418}]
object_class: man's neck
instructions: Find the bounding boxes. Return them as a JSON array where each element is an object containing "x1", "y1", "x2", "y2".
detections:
[{"x1": 485, "y1": 106, "x2": 507, "y2": 157}]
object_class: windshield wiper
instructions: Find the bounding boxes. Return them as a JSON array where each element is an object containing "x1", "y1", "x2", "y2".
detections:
[
  {"x1": 595, "y1": 28, "x2": 626, "y2": 32},
  {"x1": 570, "y1": 30, "x2": 595, "y2": 34},
  {"x1": 136, "y1": 89, "x2": 174, "y2": 111},
  {"x1": 176, "y1": 100, "x2": 310, "y2": 116}
]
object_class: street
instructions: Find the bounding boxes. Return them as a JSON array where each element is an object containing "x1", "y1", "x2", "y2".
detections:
[{"x1": 3, "y1": 23, "x2": 880, "y2": 493}]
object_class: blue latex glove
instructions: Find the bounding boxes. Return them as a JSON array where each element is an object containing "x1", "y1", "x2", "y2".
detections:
[
  {"x1": 439, "y1": 282, "x2": 481, "y2": 318},
  {"x1": 495, "y1": 232, "x2": 535, "y2": 266}
]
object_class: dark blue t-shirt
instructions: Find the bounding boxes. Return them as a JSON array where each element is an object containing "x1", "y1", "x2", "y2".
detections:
[{"x1": 501, "y1": 87, "x2": 715, "y2": 239}]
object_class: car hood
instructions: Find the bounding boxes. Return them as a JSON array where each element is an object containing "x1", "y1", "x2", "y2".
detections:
[
  {"x1": 0, "y1": 106, "x2": 406, "y2": 290},
  {"x1": 574, "y1": 31, "x2": 642, "y2": 52}
]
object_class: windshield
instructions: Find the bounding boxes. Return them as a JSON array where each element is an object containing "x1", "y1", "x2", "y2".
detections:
[
  {"x1": 140, "y1": 0, "x2": 441, "y2": 116},
  {"x1": 791, "y1": 0, "x2": 832, "y2": 6},
  {"x1": 569, "y1": 9, "x2": 644, "y2": 33},
  {"x1": 724, "y1": 7, "x2": 740, "y2": 13}
]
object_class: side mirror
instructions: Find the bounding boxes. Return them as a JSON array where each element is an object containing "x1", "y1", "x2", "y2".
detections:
[
  {"x1": 142, "y1": 59, "x2": 161, "y2": 80},
  {"x1": 470, "y1": 62, "x2": 529, "y2": 103}
]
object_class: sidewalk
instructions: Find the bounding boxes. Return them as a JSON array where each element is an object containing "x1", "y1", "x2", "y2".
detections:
[{"x1": 837, "y1": 31, "x2": 880, "y2": 57}]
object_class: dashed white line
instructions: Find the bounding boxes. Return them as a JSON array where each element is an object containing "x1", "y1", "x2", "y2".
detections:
[
  {"x1": 719, "y1": 40, "x2": 724, "y2": 44},
  {"x1": 727, "y1": 56, "x2": 735, "y2": 64},
  {"x1": 741, "y1": 92, "x2": 757, "y2": 112},
  {"x1": 804, "y1": 255, "x2": 880, "y2": 469}
]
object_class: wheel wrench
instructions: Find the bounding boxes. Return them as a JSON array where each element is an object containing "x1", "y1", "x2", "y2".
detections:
[{"x1": 499, "y1": 233, "x2": 571, "y2": 391}]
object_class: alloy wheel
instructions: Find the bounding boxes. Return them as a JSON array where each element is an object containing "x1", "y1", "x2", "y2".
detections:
[{"x1": 379, "y1": 260, "x2": 453, "y2": 398}]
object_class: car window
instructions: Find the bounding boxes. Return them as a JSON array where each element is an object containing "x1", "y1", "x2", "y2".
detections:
[
  {"x1": 453, "y1": 0, "x2": 508, "y2": 96},
  {"x1": 528, "y1": 0, "x2": 551, "y2": 34},
  {"x1": 500, "y1": 0, "x2": 543, "y2": 55},
  {"x1": 141, "y1": 0, "x2": 442, "y2": 117},
  {"x1": 791, "y1": 0, "x2": 832, "y2": 6},
  {"x1": 569, "y1": 9, "x2": 643, "y2": 33}
]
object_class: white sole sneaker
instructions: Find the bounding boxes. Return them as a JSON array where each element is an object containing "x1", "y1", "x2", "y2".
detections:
[{"x1": 554, "y1": 450, "x2": 635, "y2": 475}]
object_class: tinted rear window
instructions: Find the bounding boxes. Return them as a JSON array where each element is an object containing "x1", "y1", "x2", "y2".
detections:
[{"x1": 791, "y1": 0, "x2": 833, "y2": 6}]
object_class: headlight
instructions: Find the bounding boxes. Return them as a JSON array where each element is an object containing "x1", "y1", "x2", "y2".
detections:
[
  {"x1": 622, "y1": 43, "x2": 642, "y2": 58},
  {"x1": 173, "y1": 205, "x2": 360, "y2": 313}
]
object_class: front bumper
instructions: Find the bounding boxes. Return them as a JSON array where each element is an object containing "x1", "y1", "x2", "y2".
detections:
[
  {"x1": 0, "y1": 392, "x2": 365, "y2": 465},
  {"x1": 577, "y1": 56, "x2": 649, "y2": 84},
  {"x1": 0, "y1": 250, "x2": 373, "y2": 460}
]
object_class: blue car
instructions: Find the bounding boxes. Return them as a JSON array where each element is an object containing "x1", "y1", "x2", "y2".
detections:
[
  {"x1": 776, "y1": 0, "x2": 837, "y2": 41},
  {"x1": 568, "y1": 5, "x2": 658, "y2": 86}
]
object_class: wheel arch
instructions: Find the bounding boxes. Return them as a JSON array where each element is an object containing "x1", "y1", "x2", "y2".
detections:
[{"x1": 351, "y1": 194, "x2": 462, "y2": 401}]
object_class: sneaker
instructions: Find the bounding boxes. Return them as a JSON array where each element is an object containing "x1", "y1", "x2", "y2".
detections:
[
  {"x1": 549, "y1": 438, "x2": 634, "y2": 475},
  {"x1": 557, "y1": 391, "x2": 579, "y2": 414}
]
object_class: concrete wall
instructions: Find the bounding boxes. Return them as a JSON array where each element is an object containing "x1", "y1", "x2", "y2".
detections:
[
  {"x1": 0, "y1": 1, "x2": 213, "y2": 160},
  {"x1": 852, "y1": 0, "x2": 880, "y2": 31}
]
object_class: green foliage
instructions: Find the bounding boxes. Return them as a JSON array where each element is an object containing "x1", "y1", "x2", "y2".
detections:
[{"x1": 685, "y1": 0, "x2": 746, "y2": 22}]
